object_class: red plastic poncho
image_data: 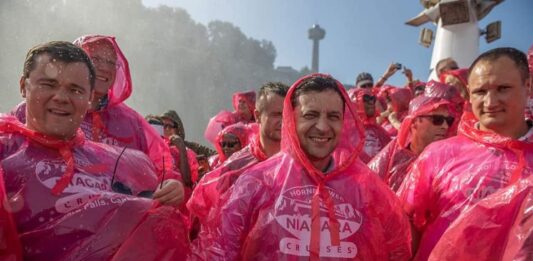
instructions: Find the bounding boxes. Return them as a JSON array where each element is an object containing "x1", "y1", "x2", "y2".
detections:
[
  {"x1": 232, "y1": 90, "x2": 256, "y2": 123},
  {"x1": 424, "y1": 80, "x2": 465, "y2": 135},
  {"x1": 382, "y1": 87, "x2": 412, "y2": 137},
  {"x1": 203, "y1": 73, "x2": 412, "y2": 260},
  {"x1": 209, "y1": 122, "x2": 252, "y2": 169},
  {"x1": 188, "y1": 134, "x2": 269, "y2": 259},
  {"x1": 203, "y1": 110, "x2": 238, "y2": 146},
  {"x1": 0, "y1": 116, "x2": 189, "y2": 260},
  {"x1": 73, "y1": 35, "x2": 174, "y2": 176},
  {"x1": 352, "y1": 89, "x2": 391, "y2": 163},
  {"x1": 0, "y1": 166, "x2": 22, "y2": 260},
  {"x1": 188, "y1": 133, "x2": 266, "y2": 228},
  {"x1": 428, "y1": 175, "x2": 532, "y2": 261},
  {"x1": 368, "y1": 96, "x2": 451, "y2": 192},
  {"x1": 397, "y1": 113, "x2": 533, "y2": 261}
]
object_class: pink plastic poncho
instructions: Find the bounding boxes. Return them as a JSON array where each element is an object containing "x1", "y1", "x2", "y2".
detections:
[
  {"x1": 203, "y1": 110, "x2": 238, "y2": 146},
  {"x1": 352, "y1": 89, "x2": 391, "y2": 163},
  {"x1": 209, "y1": 122, "x2": 252, "y2": 169},
  {"x1": 424, "y1": 80, "x2": 465, "y2": 135},
  {"x1": 0, "y1": 116, "x2": 189, "y2": 260},
  {"x1": 368, "y1": 96, "x2": 451, "y2": 192},
  {"x1": 382, "y1": 87, "x2": 412, "y2": 137},
  {"x1": 232, "y1": 90, "x2": 256, "y2": 123},
  {"x1": 73, "y1": 35, "x2": 175, "y2": 176},
  {"x1": 428, "y1": 175, "x2": 532, "y2": 261},
  {"x1": 397, "y1": 113, "x2": 533, "y2": 261},
  {"x1": 202, "y1": 73, "x2": 412, "y2": 260}
]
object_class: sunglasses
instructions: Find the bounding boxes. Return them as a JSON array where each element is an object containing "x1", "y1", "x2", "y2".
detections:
[
  {"x1": 418, "y1": 115, "x2": 454, "y2": 126},
  {"x1": 110, "y1": 146, "x2": 156, "y2": 198},
  {"x1": 359, "y1": 83, "x2": 373, "y2": 89},
  {"x1": 362, "y1": 94, "x2": 376, "y2": 103},
  {"x1": 220, "y1": 141, "x2": 240, "y2": 148}
]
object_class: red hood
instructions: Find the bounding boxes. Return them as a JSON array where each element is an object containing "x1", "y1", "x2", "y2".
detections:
[
  {"x1": 214, "y1": 122, "x2": 252, "y2": 163},
  {"x1": 232, "y1": 90, "x2": 256, "y2": 122},
  {"x1": 397, "y1": 95, "x2": 451, "y2": 148},
  {"x1": 74, "y1": 35, "x2": 132, "y2": 108},
  {"x1": 281, "y1": 73, "x2": 365, "y2": 180},
  {"x1": 388, "y1": 87, "x2": 412, "y2": 113}
]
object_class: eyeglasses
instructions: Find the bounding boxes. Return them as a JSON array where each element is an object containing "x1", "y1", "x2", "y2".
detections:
[
  {"x1": 163, "y1": 124, "x2": 176, "y2": 129},
  {"x1": 418, "y1": 115, "x2": 454, "y2": 126},
  {"x1": 220, "y1": 141, "x2": 240, "y2": 148},
  {"x1": 359, "y1": 83, "x2": 373, "y2": 89},
  {"x1": 362, "y1": 94, "x2": 376, "y2": 103}
]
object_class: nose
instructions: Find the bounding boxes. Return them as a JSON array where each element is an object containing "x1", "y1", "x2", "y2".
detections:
[
  {"x1": 51, "y1": 88, "x2": 69, "y2": 104},
  {"x1": 314, "y1": 115, "x2": 329, "y2": 133},
  {"x1": 483, "y1": 90, "x2": 498, "y2": 109}
]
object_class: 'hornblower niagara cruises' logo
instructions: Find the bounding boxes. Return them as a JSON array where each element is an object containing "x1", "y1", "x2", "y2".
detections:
[{"x1": 274, "y1": 185, "x2": 363, "y2": 258}]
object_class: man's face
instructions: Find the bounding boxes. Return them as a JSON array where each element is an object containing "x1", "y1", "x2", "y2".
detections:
[
  {"x1": 444, "y1": 74, "x2": 468, "y2": 99},
  {"x1": 21, "y1": 54, "x2": 93, "y2": 139},
  {"x1": 237, "y1": 98, "x2": 252, "y2": 120},
  {"x1": 257, "y1": 94, "x2": 284, "y2": 142},
  {"x1": 468, "y1": 56, "x2": 530, "y2": 134},
  {"x1": 220, "y1": 133, "x2": 242, "y2": 158},
  {"x1": 362, "y1": 94, "x2": 376, "y2": 117},
  {"x1": 86, "y1": 41, "x2": 117, "y2": 107},
  {"x1": 162, "y1": 118, "x2": 177, "y2": 138},
  {"x1": 295, "y1": 89, "x2": 344, "y2": 162},
  {"x1": 437, "y1": 59, "x2": 458, "y2": 77},
  {"x1": 411, "y1": 106, "x2": 451, "y2": 151}
]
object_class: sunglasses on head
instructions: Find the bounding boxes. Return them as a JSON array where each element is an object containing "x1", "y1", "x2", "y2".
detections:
[
  {"x1": 362, "y1": 94, "x2": 376, "y2": 103},
  {"x1": 418, "y1": 115, "x2": 454, "y2": 126},
  {"x1": 359, "y1": 83, "x2": 373, "y2": 89},
  {"x1": 220, "y1": 141, "x2": 240, "y2": 148}
]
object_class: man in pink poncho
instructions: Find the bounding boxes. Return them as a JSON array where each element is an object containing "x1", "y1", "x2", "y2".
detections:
[
  {"x1": 368, "y1": 94, "x2": 453, "y2": 192},
  {"x1": 187, "y1": 82, "x2": 288, "y2": 257},
  {"x1": 1, "y1": 41, "x2": 189, "y2": 260},
  {"x1": 348, "y1": 88, "x2": 391, "y2": 163},
  {"x1": 398, "y1": 47, "x2": 533, "y2": 260},
  {"x1": 201, "y1": 74, "x2": 412, "y2": 260}
]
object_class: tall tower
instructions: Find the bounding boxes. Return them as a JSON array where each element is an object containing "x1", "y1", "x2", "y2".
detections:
[{"x1": 308, "y1": 24, "x2": 326, "y2": 73}]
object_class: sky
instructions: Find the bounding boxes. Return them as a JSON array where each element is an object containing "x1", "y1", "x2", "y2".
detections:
[{"x1": 142, "y1": 0, "x2": 533, "y2": 86}]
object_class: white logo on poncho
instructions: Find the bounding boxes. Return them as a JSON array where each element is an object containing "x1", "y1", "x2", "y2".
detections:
[{"x1": 274, "y1": 185, "x2": 362, "y2": 258}]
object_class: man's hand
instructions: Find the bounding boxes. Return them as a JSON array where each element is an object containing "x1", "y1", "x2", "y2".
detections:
[
  {"x1": 153, "y1": 179, "x2": 184, "y2": 207},
  {"x1": 169, "y1": 135, "x2": 186, "y2": 149}
]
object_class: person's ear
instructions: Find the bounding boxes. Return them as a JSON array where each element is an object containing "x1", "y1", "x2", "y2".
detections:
[{"x1": 20, "y1": 76, "x2": 27, "y2": 98}]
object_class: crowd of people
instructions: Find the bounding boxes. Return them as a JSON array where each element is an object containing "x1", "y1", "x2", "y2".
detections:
[{"x1": 0, "y1": 34, "x2": 532, "y2": 261}]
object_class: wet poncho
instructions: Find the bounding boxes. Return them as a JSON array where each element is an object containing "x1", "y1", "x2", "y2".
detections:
[
  {"x1": 72, "y1": 35, "x2": 174, "y2": 176},
  {"x1": 201, "y1": 73, "x2": 412, "y2": 260},
  {"x1": 232, "y1": 90, "x2": 256, "y2": 123},
  {"x1": 208, "y1": 122, "x2": 252, "y2": 169},
  {"x1": 368, "y1": 96, "x2": 451, "y2": 192},
  {"x1": 428, "y1": 175, "x2": 532, "y2": 261},
  {"x1": 351, "y1": 89, "x2": 391, "y2": 163},
  {"x1": 0, "y1": 116, "x2": 189, "y2": 260},
  {"x1": 381, "y1": 87, "x2": 412, "y2": 137},
  {"x1": 397, "y1": 113, "x2": 533, "y2": 261},
  {"x1": 204, "y1": 91, "x2": 256, "y2": 145}
]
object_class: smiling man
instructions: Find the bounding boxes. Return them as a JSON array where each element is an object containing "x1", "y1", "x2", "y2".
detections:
[
  {"x1": 0, "y1": 41, "x2": 189, "y2": 260},
  {"x1": 201, "y1": 74, "x2": 412, "y2": 260},
  {"x1": 398, "y1": 47, "x2": 533, "y2": 260}
]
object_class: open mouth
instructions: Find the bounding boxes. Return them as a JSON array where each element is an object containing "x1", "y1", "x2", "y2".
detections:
[
  {"x1": 48, "y1": 108, "x2": 71, "y2": 117},
  {"x1": 310, "y1": 137, "x2": 332, "y2": 143},
  {"x1": 96, "y1": 75, "x2": 109, "y2": 82}
]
